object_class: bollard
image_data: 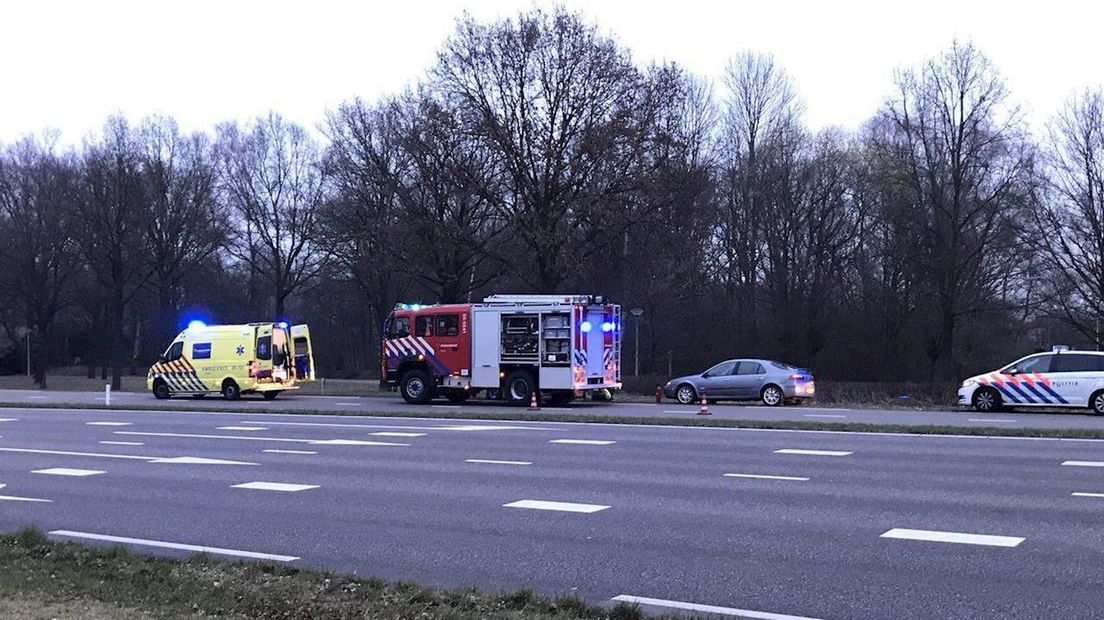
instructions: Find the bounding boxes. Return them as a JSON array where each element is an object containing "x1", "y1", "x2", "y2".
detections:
[
  {"x1": 321, "y1": 377, "x2": 326, "y2": 396},
  {"x1": 105, "y1": 383, "x2": 111, "y2": 407},
  {"x1": 655, "y1": 385, "x2": 662, "y2": 404},
  {"x1": 698, "y1": 392, "x2": 709, "y2": 416},
  {"x1": 529, "y1": 391, "x2": 540, "y2": 411}
]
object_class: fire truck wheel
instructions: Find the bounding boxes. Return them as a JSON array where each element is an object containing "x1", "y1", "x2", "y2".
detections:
[
  {"x1": 152, "y1": 379, "x2": 171, "y2": 400},
  {"x1": 443, "y1": 389, "x2": 469, "y2": 404},
  {"x1": 221, "y1": 379, "x2": 242, "y2": 401},
  {"x1": 503, "y1": 371, "x2": 535, "y2": 406},
  {"x1": 400, "y1": 369, "x2": 433, "y2": 404}
]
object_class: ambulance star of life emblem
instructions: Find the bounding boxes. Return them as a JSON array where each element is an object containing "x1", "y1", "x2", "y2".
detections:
[{"x1": 236, "y1": 345, "x2": 245, "y2": 356}]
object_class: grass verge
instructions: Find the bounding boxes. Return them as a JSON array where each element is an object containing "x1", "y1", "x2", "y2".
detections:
[
  {"x1": 0, "y1": 527, "x2": 663, "y2": 620},
  {"x1": 0, "y1": 399, "x2": 1102, "y2": 439}
]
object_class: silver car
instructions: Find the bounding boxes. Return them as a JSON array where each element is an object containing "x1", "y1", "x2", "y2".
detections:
[{"x1": 662, "y1": 359, "x2": 815, "y2": 406}]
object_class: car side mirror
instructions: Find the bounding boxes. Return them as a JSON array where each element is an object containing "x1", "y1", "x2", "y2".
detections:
[
  {"x1": 159, "y1": 354, "x2": 167, "y2": 363},
  {"x1": 1005, "y1": 367, "x2": 1017, "y2": 375}
]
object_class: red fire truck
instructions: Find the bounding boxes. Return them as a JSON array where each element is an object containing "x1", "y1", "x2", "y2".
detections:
[{"x1": 381, "y1": 294, "x2": 622, "y2": 405}]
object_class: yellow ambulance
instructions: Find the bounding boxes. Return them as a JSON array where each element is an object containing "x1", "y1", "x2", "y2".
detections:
[{"x1": 147, "y1": 321, "x2": 315, "y2": 400}]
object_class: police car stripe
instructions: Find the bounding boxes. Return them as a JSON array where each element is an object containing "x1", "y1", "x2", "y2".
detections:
[
  {"x1": 1019, "y1": 382, "x2": 1052, "y2": 404},
  {"x1": 1003, "y1": 382, "x2": 1035, "y2": 403},
  {"x1": 993, "y1": 384, "x2": 1022, "y2": 404},
  {"x1": 1038, "y1": 383, "x2": 1069, "y2": 404}
]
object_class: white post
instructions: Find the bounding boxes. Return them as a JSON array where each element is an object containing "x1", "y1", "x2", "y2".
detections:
[
  {"x1": 105, "y1": 384, "x2": 111, "y2": 406},
  {"x1": 26, "y1": 332, "x2": 30, "y2": 378}
]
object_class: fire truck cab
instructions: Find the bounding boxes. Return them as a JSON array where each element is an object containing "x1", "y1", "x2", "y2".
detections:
[{"x1": 382, "y1": 294, "x2": 622, "y2": 406}]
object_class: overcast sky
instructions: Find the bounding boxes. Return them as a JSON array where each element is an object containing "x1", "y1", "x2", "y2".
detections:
[{"x1": 2, "y1": 0, "x2": 1101, "y2": 145}]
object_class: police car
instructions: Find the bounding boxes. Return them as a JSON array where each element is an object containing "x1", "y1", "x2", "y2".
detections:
[{"x1": 958, "y1": 347, "x2": 1104, "y2": 414}]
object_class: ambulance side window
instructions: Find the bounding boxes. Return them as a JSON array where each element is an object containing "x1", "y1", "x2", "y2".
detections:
[
  {"x1": 415, "y1": 316, "x2": 433, "y2": 338},
  {"x1": 256, "y1": 336, "x2": 272, "y2": 361},
  {"x1": 164, "y1": 341, "x2": 183, "y2": 362}
]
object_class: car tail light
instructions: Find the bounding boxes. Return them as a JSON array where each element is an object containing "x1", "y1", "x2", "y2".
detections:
[{"x1": 791, "y1": 374, "x2": 807, "y2": 380}]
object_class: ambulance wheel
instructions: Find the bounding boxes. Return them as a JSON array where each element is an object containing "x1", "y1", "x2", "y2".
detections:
[
  {"x1": 972, "y1": 387, "x2": 1002, "y2": 413},
  {"x1": 443, "y1": 389, "x2": 469, "y2": 404},
  {"x1": 262, "y1": 391, "x2": 280, "y2": 401},
  {"x1": 1090, "y1": 390, "x2": 1104, "y2": 415},
  {"x1": 152, "y1": 379, "x2": 171, "y2": 400},
  {"x1": 221, "y1": 379, "x2": 242, "y2": 401},
  {"x1": 503, "y1": 371, "x2": 535, "y2": 406},
  {"x1": 400, "y1": 369, "x2": 433, "y2": 404}
]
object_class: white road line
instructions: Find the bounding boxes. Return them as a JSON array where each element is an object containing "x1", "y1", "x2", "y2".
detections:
[
  {"x1": 466, "y1": 459, "x2": 532, "y2": 466},
  {"x1": 0, "y1": 447, "x2": 153, "y2": 460},
  {"x1": 0, "y1": 494, "x2": 52, "y2": 502},
  {"x1": 662, "y1": 410, "x2": 694, "y2": 414},
  {"x1": 503, "y1": 500, "x2": 610, "y2": 513},
  {"x1": 880, "y1": 528, "x2": 1024, "y2": 547},
  {"x1": 232, "y1": 481, "x2": 319, "y2": 492},
  {"x1": 98, "y1": 441, "x2": 144, "y2": 446},
  {"x1": 549, "y1": 439, "x2": 616, "y2": 445},
  {"x1": 28, "y1": 396, "x2": 48, "y2": 400},
  {"x1": 804, "y1": 414, "x2": 846, "y2": 419},
  {"x1": 149, "y1": 456, "x2": 258, "y2": 465},
  {"x1": 32, "y1": 468, "x2": 105, "y2": 477},
  {"x1": 968, "y1": 418, "x2": 1016, "y2": 423},
  {"x1": 49, "y1": 530, "x2": 298, "y2": 562},
  {"x1": 262, "y1": 449, "x2": 318, "y2": 455},
  {"x1": 442, "y1": 425, "x2": 543, "y2": 431},
  {"x1": 216, "y1": 426, "x2": 268, "y2": 431},
  {"x1": 432, "y1": 405, "x2": 462, "y2": 409},
  {"x1": 370, "y1": 432, "x2": 426, "y2": 437},
  {"x1": 115, "y1": 431, "x2": 405, "y2": 447},
  {"x1": 336, "y1": 402, "x2": 361, "y2": 407},
  {"x1": 0, "y1": 417, "x2": 18, "y2": 421},
  {"x1": 774, "y1": 449, "x2": 852, "y2": 456},
  {"x1": 86, "y1": 422, "x2": 133, "y2": 426},
  {"x1": 723, "y1": 473, "x2": 809, "y2": 481},
  {"x1": 1072, "y1": 492, "x2": 1104, "y2": 498},
  {"x1": 611, "y1": 595, "x2": 822, "y2": 620},
  {"x1": 1063, "y1": 460, "x2": 1104, "y2": 467},
  {"x1": 240, "y1": 420, "x2": 559, "y2": 432}
]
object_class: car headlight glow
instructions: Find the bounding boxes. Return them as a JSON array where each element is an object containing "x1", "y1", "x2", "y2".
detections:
[{"x1": 961, "y1": 378, "x2": 977, "y2": 387}]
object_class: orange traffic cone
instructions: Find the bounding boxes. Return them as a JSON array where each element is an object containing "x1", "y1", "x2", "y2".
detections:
[
  {"x1": 529, "y1": 391, "x2": 540, "y2": 411},
  {"x1": 698, "y1": 393, "x2": 710, "y2": 416}
]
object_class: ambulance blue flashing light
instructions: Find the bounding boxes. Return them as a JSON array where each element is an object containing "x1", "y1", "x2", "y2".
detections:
[
  {"x1": 186, "y1": 320, "x2": 206, "y2": 331},
  {"x1": 581, "y1": 321, "x2": 593, "y2": 333},
  {"x1": 277, "y1": 321, "x2": 289, "y2": 329}
]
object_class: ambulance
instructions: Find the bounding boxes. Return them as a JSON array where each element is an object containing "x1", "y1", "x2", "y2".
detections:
[
  {"x1": 147, "y1": 321, "x2": 315, "y2": 400},
  {"x1": 958, "y1": 346, "x2": 1104, "y2": 414}
]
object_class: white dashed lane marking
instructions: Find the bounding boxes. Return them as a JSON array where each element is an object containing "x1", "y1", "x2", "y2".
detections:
[
  {"x1": 114, "y1": 431, "x2": 407, "y2": 447},
  {"x1": 504, "y1": 500, "x2": 610, "y2": 513},
  {"x1": 98, "y1": 441, "x2": 144, "y2": 446},
  {"x1": 0, "y1": 483, "x2": 51, "y2": 503},
  {"x1": 86, "y1": 422, "x2": 132, "y2": 426},
  {"x1": 466, "y1": 459, "x2": 532, "y2": 466},
  {"x1": 371, "y1": 432, "x2": 426, "y2": 438},
  {"x1": 724, "y1": 473, "x2": 809, "y2": 482},
  {"x1": 804, "y1": 414, "x2": 846, "y2": 419},
  {"x1": 149, "y1": 457, "x2": 257, "y2": 465},
  {"x1": 49, "y1": 530, "x2": 298, "y2": 562},
  {"x1": 217, "y1": 426, "x2": 268, "y2": 431},
  {"x1": 1072, "y1": 492, "x2": 1104, "y2": 498},
  {"x1": 263, "y1": 449, "x2": 318, "y2": 455},
  {"x1": 774, "y1": 449, "x2": 852, "y2": 457},
  {"x1": 611, "y1": 595, "x2": 823, "y2": 620},
  {"x1": 968, "y1": 418, "x2": 1016, "y2": 423},
  {"x1": 32, "y1": 468, "x2": 105, "y2": 477},
  {"x1": 1063, "y1": 460, "x2": 1104, "y2": 467},
  {"x1": 549, "y1": 439, "x2": 616, "y2": 445},
  {"x1": 232, "y1": 482, "x2": 319, "y2": 492},
  {"x1": 336, "y1": 402, "x2": 361, "y2": 407},
  {"x1": 0, "y1": 418, "x2": 18, "y2": 422},
  {"x1": 880, "y1": 528, "x2": 1024, "y2": 547}
]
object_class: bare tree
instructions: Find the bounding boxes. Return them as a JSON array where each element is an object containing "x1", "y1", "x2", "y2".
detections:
[
  {"x1": 137, "y1": 115, "x2": 224, "y2": 348},
  {"x1": 78, "y1": 116, "x2": 151, "y2": 390},
  {"x1": 1033, "y1": 89, "x2": 1104, "y2": 343},
  {"x1": 216, "y1": 113, "x2": 327, "y2": 318},
  {"x1": 0, "y1": 135, "x2": 82, "y2": 386},
  {"x1": 876, "y1": 41, "x2": 1032, "y2": 380},
  {"x1": 433, "y1": 8, "x2": 653, "y2": 291}
]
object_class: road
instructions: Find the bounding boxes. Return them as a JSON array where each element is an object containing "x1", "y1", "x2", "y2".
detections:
[
  {"x1": 3, "y1": 388, "x2": 1104, "y2": 429},
  {"x1": 6, "y1": 386, "x2": 1104, "y2": 430},
  {"x1": 0, "y1": 405, "x2": 1101, "y2": 619}
]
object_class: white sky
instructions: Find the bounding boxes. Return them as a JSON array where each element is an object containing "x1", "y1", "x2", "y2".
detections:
[{"x1": 1, "y1": 0, "x2": 1101, "y2": 145}]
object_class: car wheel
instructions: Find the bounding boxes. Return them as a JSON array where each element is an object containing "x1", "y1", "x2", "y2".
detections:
[
  {"x1": 503, "y1": 371, "x2": 535, "y2": 406},
  {"x1": 972, "y1": 387, "x2": 1001, "y2": 413},
  {"x1": 761, "y1": 384, "x2": 784, "y2": 407},
  {"x1": 221, "y1": 379, "x2": 241, "y2": 401},
  {"x1": 675, "y1": 384, "x2": 696, "y2": 404},
  {"x1": 1090, "y1": 390, "x2": 1104, "y2": 415},
  {"x1": 400, "y1": 370, "x2": 433, "y2": 405},
  {"x1": 152, "y1": 379, "x2": 171, "y2": 400}
]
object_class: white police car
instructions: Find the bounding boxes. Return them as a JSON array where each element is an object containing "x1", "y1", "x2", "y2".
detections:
[{"x1": 958, "y1": 347, "x2": 1104, "y2": 414}]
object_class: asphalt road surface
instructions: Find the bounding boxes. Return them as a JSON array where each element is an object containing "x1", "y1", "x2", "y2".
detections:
[
  {"x1": 0, "y1": 405, "x2": 1101, "y2": 619},
  {"x1": 3, "y1": 388, "x2": 1104, "y2": 429}
]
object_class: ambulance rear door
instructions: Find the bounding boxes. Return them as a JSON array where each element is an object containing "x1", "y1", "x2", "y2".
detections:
[{"x1": 291, "y1": 324, "x2": 315, "y2": 382}]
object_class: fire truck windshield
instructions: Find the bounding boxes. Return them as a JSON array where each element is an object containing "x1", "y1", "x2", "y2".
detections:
[{"x1": 387, "y1": 316, "x2": 410, "y2": 338}]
